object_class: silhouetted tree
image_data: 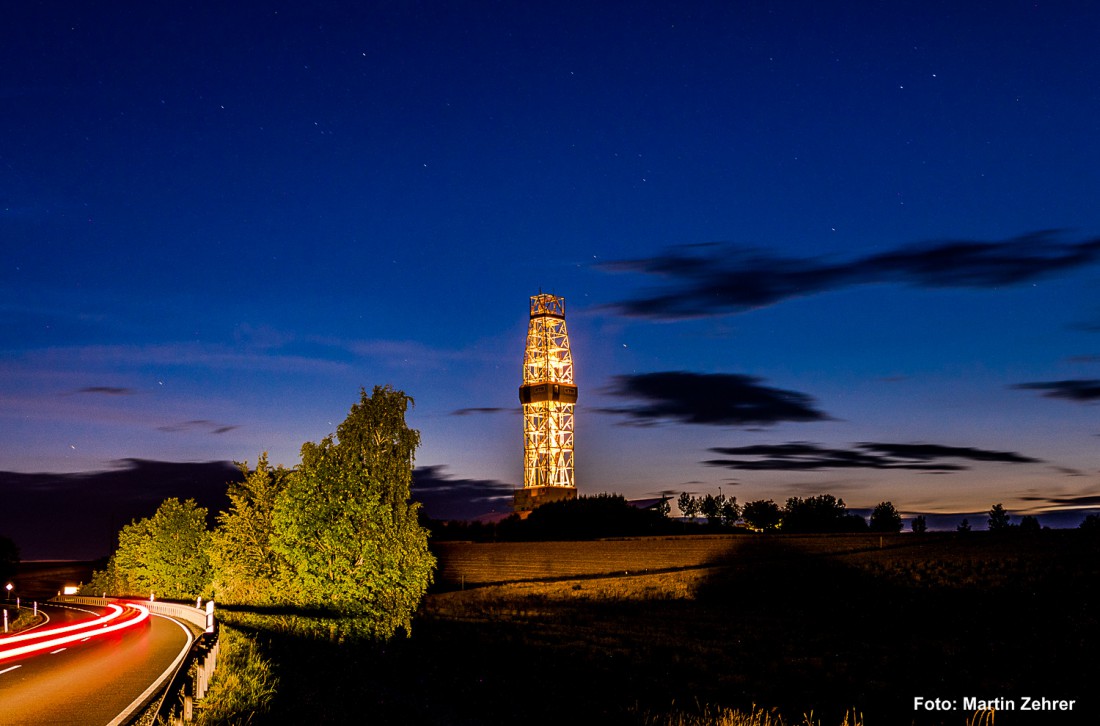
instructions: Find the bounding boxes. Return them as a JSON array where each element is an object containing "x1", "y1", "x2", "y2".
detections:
[
  {"x1": 742, "y1": 499, "x2": 782, "y2": 531},
  {"x1": 957, "y1": 518, "x2": 972, "y2": 533},
  {"x1": 911, "y1": 514, "x2": 927, "y2": 534},
  {"x1": 720, "y1": 496, "x2": 741, "y2": 527},
  {"x1": 869, "y1": 501, "x2": 903, "y2": 532},
  {"x1": 513, "y1": 494, "x2": 671, "y2": 539},
  {"x1": 987, "y1": 503, "x2": 1011, "y2": 531},
  {"x1": 677, "y1": 492, "x2": 699, "y2": 522},
  {"x1": 1081, "y1": 513, "x2": 1100, "y2": 534},
  {"x1": 700, "y1": 494, "x2": 722, "y2": 526},
  {"x1": 1018, "y1": 514, "x2": 1040, "y2": 533},
  {"x1": 783, "y1": 494, "x2": 865, "y2": 532}
]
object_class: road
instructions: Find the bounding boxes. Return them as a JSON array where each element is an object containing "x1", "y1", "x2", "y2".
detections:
[{"x1": 0, "y1": 602, "x2": 192, "y2": 726}]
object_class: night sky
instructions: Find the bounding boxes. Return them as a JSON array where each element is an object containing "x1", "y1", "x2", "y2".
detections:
[{"x1": 4, "y1": 2, "x2": 1100, "y2": 558}]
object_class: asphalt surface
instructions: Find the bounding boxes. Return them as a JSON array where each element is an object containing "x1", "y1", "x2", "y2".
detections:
[{"x1": 0, "y1": 602, "x2": 191, "y2": 726}]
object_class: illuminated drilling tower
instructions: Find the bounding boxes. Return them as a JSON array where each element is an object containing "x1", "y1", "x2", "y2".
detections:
[{"x1": 514, "y1": 292, "x2": 578, "y2": 513}]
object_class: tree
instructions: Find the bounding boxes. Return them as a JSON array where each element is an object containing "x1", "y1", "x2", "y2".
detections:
[
  {"x1": 0, "y1": 535, "x2": 18, "y2": 583},
  {"x1": 720, "y1": 496, "x2": 741, "y2": 527},
  {"x1": 957, "y1": 518, "x2": 971, "y2": 533},
  {"x1": 742, "y1": 499, "x2": 782, "y2": 531},
  {"x1": 272, "y1": 386, "x2": 435, "y2": 639},
  {"x1": 869, "y1": 501, "x2": 903, "y2": 533},
  {"x1": 1018, "y1": 514, "x2": 1040, "y2": 533},
  {"x1": 911, "y1": 514, "x2": 928, "y2": 534},
  {"x1": 210, "y1": 454, "x2": 289, "y2": 604},
  {"x1": 700, "y1": 494, "x2": 722, "y2": 526},
  {"x1": 1081, "y1": 513, "x2": 1100, "y2": 534},
  {"x1": 987, "y1": 503, "x2": 1012, "y2": 531},
  {"x1": 99, "y1": 498, "x2": 212, "y2": 599},
  {"x1": 783, "y1": 494, "x2": 863, "y2": 532},
  {"x1": 677, "y1": 492, "x2": 699, "y2": 522}
]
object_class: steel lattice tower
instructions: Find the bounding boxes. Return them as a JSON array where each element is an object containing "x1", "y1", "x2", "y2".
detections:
[{"x1": 515, "y1": 293, "x2": 578, "y2": 513}]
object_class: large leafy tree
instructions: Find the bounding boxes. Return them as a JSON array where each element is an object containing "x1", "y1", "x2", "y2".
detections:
[
  {"x1": 210, "y1": 454, "x2": 288, "y2": 604},
  {"x1": 783, "y1": 494, "x2": 866, "y2": 533},
  {"x1": 99, "y1": 498, "x2": 212, "y2": 599},
  {"x1": 273, "y1": 386, "x2": 434, "y2": 639}
]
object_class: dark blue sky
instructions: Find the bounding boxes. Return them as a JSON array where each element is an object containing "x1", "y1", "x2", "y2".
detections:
[{"x1": 3, "y1": 1, "x2": 1099, "y2": 533}]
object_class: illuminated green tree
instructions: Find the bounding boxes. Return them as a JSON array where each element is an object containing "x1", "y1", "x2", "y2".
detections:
[
  {"x1": 273, "y1": 386, "x2": 435, "y2": 639},
  {"x1": 210, "y1": 454, "x2": 289, "y2": 604},
  {"x1": 103, "y1": 498, "x2": 212, "y2": 599}
]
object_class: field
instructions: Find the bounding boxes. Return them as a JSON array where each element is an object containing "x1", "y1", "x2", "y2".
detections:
[{"x1": 223, "y1": 531, "x2": 1098, "y2": 726}]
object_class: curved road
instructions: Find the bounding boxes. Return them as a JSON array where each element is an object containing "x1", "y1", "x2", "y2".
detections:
[{"x1": 0, "y1": 602, "x2": 192, "y2": 726}]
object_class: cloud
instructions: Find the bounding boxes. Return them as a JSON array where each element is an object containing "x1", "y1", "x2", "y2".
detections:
[
  {"x1": 1012, "y1": 379, "x2": 1100, "y2": 403},
  {"x1": 703, "y1": 441, "x2": 1041, "y2": 472},
  {"x1": 1065, "y1": 355, "x2": 1100, "y2": 364},
  {"x1": 1019, "y1": 493, "x2": 1100, "y2": 508},
  {"x1": 451, "y1": 407, "x2": 518, "y2": 416},
  {"x1": 602, "y1": 230, "x2": 1100, "y2": 319},
  {"x1": 599, "y1": 372, "x2": 829, "y2": 426},
  {"x1": 157, "y1": 419, "x2": 240, "y2": 435},
  {"x1": 411, "y1": 465, "x2": 515, "y2": 521},
  {"x1": 0, "y1": 459, "x2": 240, "y2": 560},
  {"x1": 73, "y1": 386, "x2": 133, "y2": 395}
]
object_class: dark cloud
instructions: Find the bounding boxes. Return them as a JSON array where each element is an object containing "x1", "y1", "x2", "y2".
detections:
[
  {"x1": 0, "y1": 459, "x2": 240, "y2": 560},
  {"x1": 450, "y1": 407, "x2": 517, "y2": 416},
  {"x1": 704, "y1": 441, "x2": 1041, "y2": 472},
  {"x1": 602, "y1": 231, "x2": 1100, "y2": 319},
  {"x1": 1012, "y1": 379, "x2": 1100, "y2": 402},
  {"x1": 1065, "y1": 355, "x2": 1100, "y2": 364},
  {"x1": 158, "y1": 419, "x2": 240, "y2": 434},
  {"x1": 1019, "y1": 493, "x2": 1100, "y2": 508},
  {"x1": 411, "y1": 465, "x2": 514, "y2": 521},
  {"x1": 73, "y1": 386, "x2": 133, "y2": 395},
  {"x1": 599, "y1": 372, "x2": 828, "y2": 427}
]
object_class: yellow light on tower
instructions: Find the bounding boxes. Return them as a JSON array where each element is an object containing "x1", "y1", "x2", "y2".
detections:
[{"x1": 515, "y1": 293, "x2": 578, "y2": 513}]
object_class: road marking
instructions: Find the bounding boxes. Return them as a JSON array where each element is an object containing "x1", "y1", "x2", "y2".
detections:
[
  {"x1": 107, "y1": 614, "x2": 194, "y2": 726},
  {"x1": 50, "y1": 648, "x2": 67, "y2": 654},
  {"x1": 0, "y1": 665, "x2": 21, "y2": 675}
]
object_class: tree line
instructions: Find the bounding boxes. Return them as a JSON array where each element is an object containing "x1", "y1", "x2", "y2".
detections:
[
  {"x1": 677, "y1": 492, "x2": 906, "y2": 533},
  {"x1": 87, "y1": 386, "x2": 435, "y2": 640}
]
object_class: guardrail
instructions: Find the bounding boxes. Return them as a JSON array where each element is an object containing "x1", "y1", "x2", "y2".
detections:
[
  {"x1": 53, "y1": 595, "x2": 219, "y2": 724},
  {"x1": 55, "y1": 595, "x2": 213, "y2": 633}
]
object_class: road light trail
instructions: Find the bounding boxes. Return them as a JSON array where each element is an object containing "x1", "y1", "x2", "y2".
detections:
[{"x1": 0, "y1": 604, "x2": 149, "y2": 662}]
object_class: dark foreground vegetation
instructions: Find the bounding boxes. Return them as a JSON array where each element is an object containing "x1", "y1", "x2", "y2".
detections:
[{"x1": 212, "y1": 530, "x2": 1097, "y2": 726}]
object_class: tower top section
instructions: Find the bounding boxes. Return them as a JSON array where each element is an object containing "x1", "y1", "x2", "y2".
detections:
[{"x1": 530, "y1": 293, "x2": 565, "y2": 319}]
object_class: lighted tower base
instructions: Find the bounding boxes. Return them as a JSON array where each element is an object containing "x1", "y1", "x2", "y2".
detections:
[{"x1": 514, "y1": 484, "x2": 578, "y2": 515}]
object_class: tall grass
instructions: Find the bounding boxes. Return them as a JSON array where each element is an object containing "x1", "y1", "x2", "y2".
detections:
[
  {"x1": 192, "y1": 625, "x2": 278, "y2": 725},
  {"x1": 640, "y1": 705, "x2": 864, "y2": 726}
]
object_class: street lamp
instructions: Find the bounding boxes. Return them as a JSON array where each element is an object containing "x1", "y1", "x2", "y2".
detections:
[{"x1": 4, "y1": 583, "x2": 11, "y2": 600}]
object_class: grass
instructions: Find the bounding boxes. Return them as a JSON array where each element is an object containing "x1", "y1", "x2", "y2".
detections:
[
  {"x1": 638, "y1": 704, "x2": 865, "y2": 726},
  {"x1": 200, "y1": 532, "x2": 1098, "y2": 725},
  {"x1": 190, "y1": 625, "x2": 278, "y2": 726}
]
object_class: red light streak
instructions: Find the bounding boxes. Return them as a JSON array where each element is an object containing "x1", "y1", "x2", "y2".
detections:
[{"x1": 0, "y1": 604, "x2": 150, "y2": 662}]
